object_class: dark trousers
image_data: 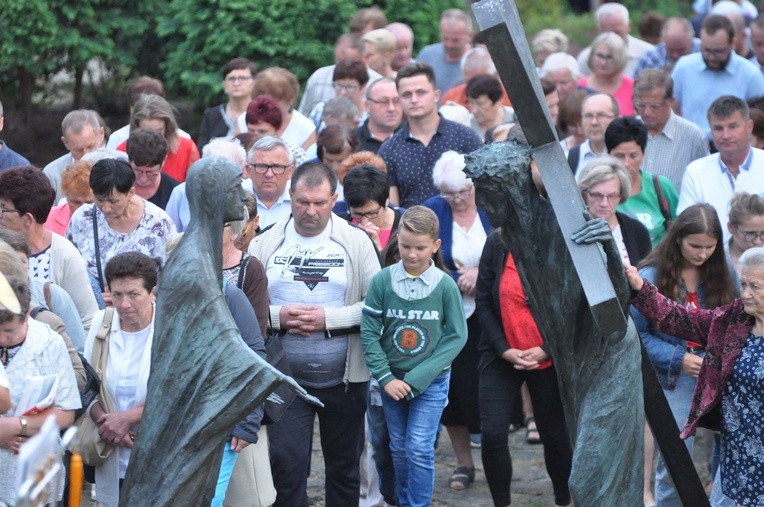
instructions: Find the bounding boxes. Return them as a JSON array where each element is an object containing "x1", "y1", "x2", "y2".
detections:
[
  {"x1": 268, "y1": 381, "x2": 368, "y2": 507},
  {"x1": 480, "y1": 359, "x2": 572, "y2": 507}
]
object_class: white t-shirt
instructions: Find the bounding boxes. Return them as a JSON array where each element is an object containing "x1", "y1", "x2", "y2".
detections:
[
  {"x1": 266, "y1": 220, "x2": 349, "y2": 388},
  {"x1": 612, "y1": 224, "x2": 631, "y2": 266}
]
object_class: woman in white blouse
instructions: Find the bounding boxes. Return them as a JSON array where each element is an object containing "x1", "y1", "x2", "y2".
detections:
[
  {"x1": 84, "y1": 251, "x2": 158, "y2": 507},
  {"x1": 423, "y1": 151, "x2": 493, "y2": 490},
  {"x1": 0, "y1": 275, "x2": 80, "y2": 506}
]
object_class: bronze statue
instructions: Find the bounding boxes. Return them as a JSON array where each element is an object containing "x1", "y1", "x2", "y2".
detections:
[
  {"x1": 121, "y1": 157, "x2": 318, "y2": 506},
  {"x1": 465, "y1": 141, "x2": 644, "y2": 505}
]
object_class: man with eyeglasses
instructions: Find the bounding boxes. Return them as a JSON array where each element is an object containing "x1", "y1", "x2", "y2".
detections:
[
  {"x1": 248, "y1": 162, "x2": 380, "y2": 507},
  {"x1": 569, "y1": 93, "x2": 619, "y2": 176},
  {"x1": 379, "y1": 62, "x2": 482, "y2": 208},
  {"x1": 354, "y1": 77, "x2": 403, "y2": 153},
  {"x1": 671, "y1": 15, "x2": 764, "y2": 136},
  {"x1": 125, "y1": 128, "x2": 179, "y2": 210},
  {"x1": 245, "y1": 136, "x2": 296, "y2": 229},
  {"x1": 634, "y1": 69, "x2": 709, "y2": 189},
  {"x1": 678, "y1": 95, "x2": 764, "y2": 243}
]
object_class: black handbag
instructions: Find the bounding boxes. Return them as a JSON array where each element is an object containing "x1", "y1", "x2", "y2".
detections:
[
  {"x1": 75, "y1": 353, "x2": 101, "y2": 420},
  {"x1": 261, "y1": 320, "x2": 297, "y2": 425},
  {"x1": 235, "y1": 256, "x2": 296, "y2": 424}
]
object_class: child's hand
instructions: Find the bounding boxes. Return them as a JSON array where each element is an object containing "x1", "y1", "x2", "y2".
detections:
[{"x1": 384, "y1": 379, "x2": 411, "y2": 401}]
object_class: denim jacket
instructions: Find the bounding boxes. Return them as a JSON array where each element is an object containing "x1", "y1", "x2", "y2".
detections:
[{"x1": 631, "y1": 265, "x2": 708, "y2": 390}]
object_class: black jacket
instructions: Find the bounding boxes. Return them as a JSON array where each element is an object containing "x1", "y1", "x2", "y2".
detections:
[{"x1": 616, "y1": 211, "x2": 652, "y2": 266}]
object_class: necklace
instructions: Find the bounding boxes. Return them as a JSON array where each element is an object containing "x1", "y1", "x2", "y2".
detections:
[{"x1": 1, "y1": 340, "x2": 25, "y2": 366}]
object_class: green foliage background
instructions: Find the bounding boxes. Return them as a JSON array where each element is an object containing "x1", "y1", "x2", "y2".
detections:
[{"x1": 0, "y1": 0, "x2": 696, "y2": 115}]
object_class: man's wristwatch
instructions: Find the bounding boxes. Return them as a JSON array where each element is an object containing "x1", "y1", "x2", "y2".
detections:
[{"x1": 19, "y1": 416, "x2": 28, "y2": 437}]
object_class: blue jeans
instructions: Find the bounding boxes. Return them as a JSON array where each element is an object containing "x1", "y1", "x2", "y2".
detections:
[
  {"x1": 211, "y1": 441, "x2": 238, "y2": 507},
  {"x1": 381, "y1": 372, "x2": 450, "y2": 507},
  {"x1": 655, "y1": 365, "x2": 699, "y2": 507}
]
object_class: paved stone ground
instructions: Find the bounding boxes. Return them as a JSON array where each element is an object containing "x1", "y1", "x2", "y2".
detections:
[{"x1": 308, "y1": 424, "x2": 556, "y2": 507}]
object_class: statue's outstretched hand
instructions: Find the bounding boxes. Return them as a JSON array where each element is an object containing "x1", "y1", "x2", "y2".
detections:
[
  {"x1": 274, "y1": 373, "x2": 324, "y2": 408},
  {"x1": 571, "y1": 213, "x2": 611, "y2": 245}
]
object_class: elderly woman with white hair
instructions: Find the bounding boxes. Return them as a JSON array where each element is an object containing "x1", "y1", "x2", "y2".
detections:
[
  {"x1": 540, "y1": 52, "x2": 582, "y2": 105},
  {"x1": 577, "y1": 32, "x2": 635, "y2": 116},
  {"x1": 424, "y1": 151, "x2": 492, "y2": 490},
  {"x1": 627, "y1": 245, "x2": 764, "y2": 506},
  {"x1": 164, "y1": 138, "x2": 248, "y2": 232},
  {"x1": 578, "y1": 157, "x2": 651, "y2": 266}
]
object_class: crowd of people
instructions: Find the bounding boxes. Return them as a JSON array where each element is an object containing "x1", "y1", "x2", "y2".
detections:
[{"x1": 2, "y1": 1, "x2": 764, "y2": 506}]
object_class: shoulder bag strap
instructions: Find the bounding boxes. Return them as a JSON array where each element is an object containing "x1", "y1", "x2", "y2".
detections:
[
  {"x1": 94, "y1": 307, "x2": 115, "y2": 413},
  {"x1": 92, "y1": 205, "x2": 104, "y2": 293},
  {"x1": 653, "y1": 174, "x2": 671, "y2": 223},
  {"x1": 236, "y1": 255, "x2": 250, "y2": 289}
]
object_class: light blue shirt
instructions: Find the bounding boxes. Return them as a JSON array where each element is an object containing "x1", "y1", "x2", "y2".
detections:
[{"x1": 672, "y1": 52, "x2": 764, "y2": 135}]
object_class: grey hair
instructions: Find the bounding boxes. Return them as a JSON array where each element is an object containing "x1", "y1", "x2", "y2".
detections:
[
  {"x1": 577, "y1": 156, "x2": 631, "y2": 203},
  {"x1": 540, "y1": 52, "x2": 581, "y2": 80},
  {"x1": 441, "y1": 9, "x2": 473, "y2": 32},
  {"x1": 82, "y1": 148, "x2": 128, "y2": 164},
  {"x1": 595, "y1": 3, "x2": 629, "y2": 25},
  {"x1": 432, "y1": 150, "x2": 472, "y2": 190},
  {"x1": 461, "y1": 46, "x2": 496, "y2": 75},
  {"x1": 587, "y1": 32, "x2": 628, "y2": 73},
  {"x1": 740, "y1": 246, "x2": 764, "y2": 271},
  {"x1": 366, "y1": 77, "x2": 396, "y2": 99},
  {"x1": 62, "y1": 109, "x2": 102, "y2": 137},
  {"x1": 226, "y1": 206, "x2": 250, "y2": 237},
  {"x1": 362, "y1": 28, "x2": 396, "y2": 53},
  {"x1": 247, "y1": 135, "x2": 294, "y2": 165},
  {"x1": 203, "y1": 138, "x2": 247, "y2": 168},
  {"x1": 323, "y1": 96, "x2": 358, "y2": 123}
]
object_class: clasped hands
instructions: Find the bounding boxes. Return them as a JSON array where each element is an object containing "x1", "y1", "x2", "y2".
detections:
[{"x1": 279, "y1": 305, "x2": 326, "y2": 336}]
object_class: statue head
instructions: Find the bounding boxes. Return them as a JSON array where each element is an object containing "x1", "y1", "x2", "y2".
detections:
[
  {"x1": 464, "y1": 140, "x2": 534, "y2": 228},
  {"x1": 186, "y1": 156, "x2": 247, "y2": 225}
]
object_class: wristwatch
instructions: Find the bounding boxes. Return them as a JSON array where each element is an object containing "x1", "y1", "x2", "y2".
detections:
[{"x1": 19, "y1": 416, "x2": 28, "y2": 437}]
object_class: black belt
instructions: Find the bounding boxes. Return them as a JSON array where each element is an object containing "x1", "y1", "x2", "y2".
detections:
[{"x1": 686, "y1": 346, "x2": 705, "y2": 354}]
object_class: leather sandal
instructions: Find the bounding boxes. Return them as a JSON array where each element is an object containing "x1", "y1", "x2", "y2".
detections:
[{"x1": 449, "y1": 466, "x2": 475, "y2": 490}]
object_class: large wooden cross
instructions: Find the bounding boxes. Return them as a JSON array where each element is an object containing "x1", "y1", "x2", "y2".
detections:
[{"x1": 470, "y1": 0, "x2": 709, "y2": 505}]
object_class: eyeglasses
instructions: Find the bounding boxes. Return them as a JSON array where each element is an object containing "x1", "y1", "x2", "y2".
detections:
[
  {"x1": 350, "y1": 206, "x2": 383, "y2": 220},
  {"x1": 248, "y1": 163, "x2": 291, "y2": 175},
  {"x1": 133, "y1": 168, "x2": 162, "y2": 179},
  {"x1": 737, "y1": 229, "x2": 764, "y2": 242},
  {"x1": 0, "y1": 206, "x2": 20, "y2": 217},
  {"x1": 225, "y1": 75, "x2": 253, "y2": 83},
  {"x1": 587, "y1": 192, "x2": 621, "y2": 203},
  {"x1": 441, "y1": 189, "x2": 471, "y2": 201},
  {"x1": 366, "y1": 97, "x2": 400, "y2": 107},
  {"x1": 582, "y1": 112, "x2": 615, "y2": 122},
  {"x1": 333, "y1": 82, "x2": 360, "y2": 92},
  {"x1": 593, "y1": 52, "x2": 614, "y2": 61},
  {"x1": 634, "y1": 100, "x2": 668, "y2": 112}
]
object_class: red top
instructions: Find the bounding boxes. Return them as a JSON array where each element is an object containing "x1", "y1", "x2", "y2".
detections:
[
  {"x1": 117, "y1": 136, "x2": 200, "y2": 182},
  {"x1": 685, "y1": 291, "x2": 704, "y2": 349},
  {"x1": 44, "y1": 202, "x2": 72, "y2": 236},
  {"x1": 498, "y1": 252, "x2": 551, "y2": 369}
]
